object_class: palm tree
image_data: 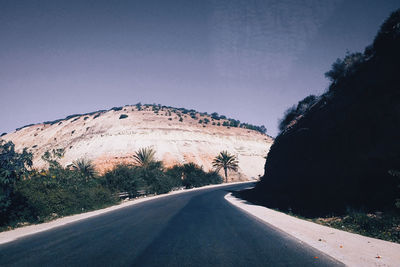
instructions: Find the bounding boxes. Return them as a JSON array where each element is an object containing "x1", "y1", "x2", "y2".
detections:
[
  {"x1": 71, "y1": 158, "x2": 96, "y2": 180},
  {"x1": 133, "y1": 147, "x2": 156, "y2": 167},
  {"x1": 212, "y1": 151, "x2": 238, "y2": 183}
]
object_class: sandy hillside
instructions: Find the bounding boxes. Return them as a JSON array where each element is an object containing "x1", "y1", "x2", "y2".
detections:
[{"x1": 2, "y1": 105, "x2": 273, "y2": 181}]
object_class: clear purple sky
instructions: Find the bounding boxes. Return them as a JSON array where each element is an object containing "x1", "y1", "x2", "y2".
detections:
[{"x1": 0, "y1": 0, "x2": 398, "y2": 137}]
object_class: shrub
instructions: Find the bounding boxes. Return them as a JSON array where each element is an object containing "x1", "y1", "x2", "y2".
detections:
[
  {"x1": 139, "y1": 162, "x2": 175, "y2": 194},
  {"x1": 325, "y1": 52, "x2": 364, "y2": 83},
  {"x1": 229, "y1": 119, "x2": 240, "y2": 127},
  {"x1": 171, "y1": 163, "x2": 222, "y2": 189},
  {"x1": 278, "y1": 95, "x2": 318, "y2": 133},
  {"x1": 103, "y1": 165, "x2": 145, "y2": 198},
  {"x1": 119, "y1": 114, "x2": 128, "y2": 119},
  {"x1": 111, "y1": 107, "x2": 123, "y2": 111},
  {"x1": 0, "y1": 141, "x2": 32, "y2": 224},
  {"x1": 211, "y1": 112, "x2": 220, "y2": 120},
  {"x1": 14, "y1": 170, "x2": 116, "y2": 223}
]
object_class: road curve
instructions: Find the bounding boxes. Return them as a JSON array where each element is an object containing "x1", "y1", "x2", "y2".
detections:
[{"x1": 0, "y1": 183, "x2": 343, "y2": 266}]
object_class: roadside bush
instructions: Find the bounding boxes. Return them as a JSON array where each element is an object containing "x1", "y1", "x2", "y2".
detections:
[
  {"x1": 0, "y1": 140, "x2": 32, "y2": 225},
  {"x1": 102, "y1": 162, "x2": 179, "y2": 196},
  {"x1": 173, "y1": 163, "x2": 223, "y2": 189},
  {"x1": 103, "y1": 164, "x2": 145, "y2": 197},
  {"x1": 11, "y1": 169, "x2": 116, "y2": 224}
]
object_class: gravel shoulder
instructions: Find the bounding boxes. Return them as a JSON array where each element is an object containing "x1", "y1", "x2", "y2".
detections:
[
  {"x1": 0, "y1": 181, "x2": 251, "y2": 245},
  {"x1": 225, "y1": 193, "x2": 400, "y2": 267}
]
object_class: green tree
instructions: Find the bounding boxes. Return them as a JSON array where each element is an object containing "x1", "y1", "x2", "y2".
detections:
[
  {"x1": 212, "y1": 151, "x2": 238, "y2": 183},
  {"x1": 103, "y1": 164, "x2": 145, "y2": 197},
  {"x1": 0, "y1": 140, "x2": 32, "y2": 221},
  {"x1": 278, "y1": 95, "x2": 318, "y2": 133},
  {"x1": 132, "y1": 147, "x2": 156, "y2": 168},
  {"x1": 71, "y1": 158, "x2": 96, "y2": 180},
  {"x1": 41, "y1": 148, "x2": 65, "y2": 170},
  {"x1": 324, "y1": 52, "x2": 364, "y2": 83}
]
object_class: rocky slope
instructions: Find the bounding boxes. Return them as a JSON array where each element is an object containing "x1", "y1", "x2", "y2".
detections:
[
  {"x1": 2, "y1": 105, "x2": 273, "y2": 181},
  {"x1": 251, "y1": 9, "x2": 400, "y2": 215}
]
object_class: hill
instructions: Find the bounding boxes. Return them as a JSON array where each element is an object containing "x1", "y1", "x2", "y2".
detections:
[
  {"x1": 246, "y1": 9, "x2": 400, "y2": 216},
  {"x1": 1, "y1": 104, "x2": 273, "y2": 181}
]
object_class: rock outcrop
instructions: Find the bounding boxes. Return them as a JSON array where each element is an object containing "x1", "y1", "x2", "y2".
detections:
[{"x1": 252, "y1": 9, "x2": 400, "y2": 215}]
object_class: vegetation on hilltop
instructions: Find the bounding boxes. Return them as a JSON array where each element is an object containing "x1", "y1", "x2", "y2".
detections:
[{"x1": 13, "y1": 103, "x2": 268, "y2": 135}]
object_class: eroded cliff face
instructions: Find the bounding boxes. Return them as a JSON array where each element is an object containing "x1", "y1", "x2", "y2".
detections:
[{"x1": 2, "y1": 106, "x2": 273, "y2": 181}]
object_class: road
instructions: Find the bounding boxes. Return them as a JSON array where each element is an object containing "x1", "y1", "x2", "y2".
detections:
[{"x1": 0, "y1": 183, "x2": 343, "y2": 266}]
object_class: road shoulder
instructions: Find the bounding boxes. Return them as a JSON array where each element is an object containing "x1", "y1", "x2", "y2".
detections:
[{"x1": 225, "y1": 192, "x2": 400, "y2": 267}]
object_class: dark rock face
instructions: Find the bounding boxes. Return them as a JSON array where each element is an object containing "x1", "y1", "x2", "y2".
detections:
[{"x1": 254, "y1": 9, "x2": 400, "y2": 217}]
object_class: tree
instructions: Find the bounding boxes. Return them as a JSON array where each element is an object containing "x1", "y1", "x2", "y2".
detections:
[
  {"x1": 278, "y1": 95, "x2": 318, "y2": 133},
  {"x1": 0, "y1": 141, "x2": 32, "y2": 219},
  {"x1": 41, "y1": 148, "x2": 65, "y2": 170},
  {"x1": 212, "y1": 151, "x2": 238, "y2": 183},
  {"x1": 132, "y1": 147, "x2": 156, "y2": 168},
  {"x1": 103, "y1": 164, "x2": 145, "y2": 197},
  {"x1": 324, "y1": 52, "x2": 364, "y2": 83},
  {"x1": 71, "y1": 158, "x2": 96, "y2": 180}
]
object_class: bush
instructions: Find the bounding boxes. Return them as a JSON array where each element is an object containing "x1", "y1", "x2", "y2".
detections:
[
  {"x1": 229, "y1": 119, "x2": 240, "y2": 127},
  {"x1": 103, "y1": 162, "x2": 178, "y2": 196},
  {"x1": 325, "y1": 52, "x2": 365, "y2": 83},
  {"x1": 119, "y1": 114, "x2": 128, "y2": 119},
  {"x1": 211, "y1": 112, "x2": 220, "y2": 120},
  {"x1": 170, "y1": 163, "x2": 222, "y2": 189},
  {"x1": 0, "y1": 141, "x2": 32, "y2": 225},
  {"x1": 278, "y1": 95, "x2": 318, "y2": 133},
  {"x1": 11, "y1": 169, "x2": 116, "y2": 224},
  {"x1": 103, "y1": 165, "x2": 145, "y2": 198}
]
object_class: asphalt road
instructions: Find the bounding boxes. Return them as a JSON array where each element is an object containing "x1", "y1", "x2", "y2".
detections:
[{"x1": 0, "y1": 183, "x2": 343, "y2": 267}]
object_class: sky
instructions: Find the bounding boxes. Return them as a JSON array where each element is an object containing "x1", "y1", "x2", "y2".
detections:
[{"x1": 0, "y1": 0, "x2": 399, "y2": 137}]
